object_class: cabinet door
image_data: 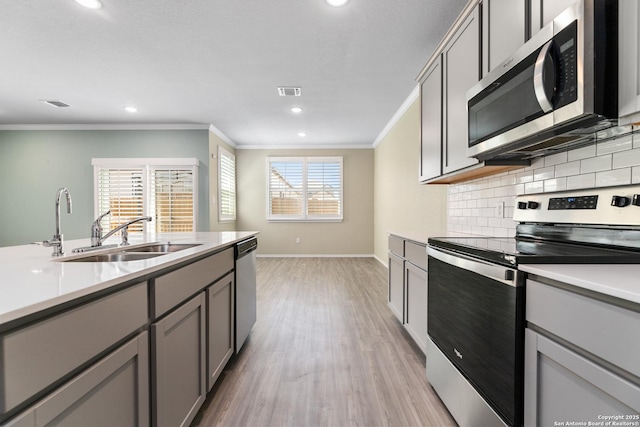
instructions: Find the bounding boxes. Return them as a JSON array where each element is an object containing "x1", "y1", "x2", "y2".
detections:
[
  {"x1": 419, "y1": 57, "x2": 443, "y2": 181},
  {"x1": 152, "y1": 293, "x2": 206, "y2": 427},
  {"x1": 6, "y1": 333, "x2": 149, "y2": 427},
  {"x1": 207, "y1": 272, "x2": 234, "y2": 391},
  {"x1": 404, "y1": 262, "x2": 427, "y2": 354},
  {"x1": 619, "y1": 0, "x2": 640, "y2": 125},
  {"x1": 524, "y1": 329, "x2": 640, "y2": 427},
  {"x1": 442, "y1": 6, "x2": 480, "y2": 174},
  {"x1": 530, "y1": 0, "x2": 578, "y2": 37},
  {"x1": 388, "y1": 252, "x2": 404, "y2": 323},
  {"x1": 482, "y1": 0, "x2": 526, "y2": 76}
]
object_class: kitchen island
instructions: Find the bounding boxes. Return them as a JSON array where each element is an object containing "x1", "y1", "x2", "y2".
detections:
[{"x1": 0, "y1": 231, "x2": 258, "y2": 427}]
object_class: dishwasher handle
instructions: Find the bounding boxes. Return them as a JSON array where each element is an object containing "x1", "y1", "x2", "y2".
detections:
[
  {"x1": 236, "y1": 237, "x2": 258, "y2": 258},
  {"x1": 427, "y1": 246, "x2": 519, "y2": 287}
]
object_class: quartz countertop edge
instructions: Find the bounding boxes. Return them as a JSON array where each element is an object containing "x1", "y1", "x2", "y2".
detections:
[
  {"x1": 519, "y1": 264, "x2": 640, "y2": 305},
  {"x1": 389, "y1": 230, "x2": 483, "y2": 246},
  {"x1": 0, "y1": 231, "x2": 259, "y2": 328}
]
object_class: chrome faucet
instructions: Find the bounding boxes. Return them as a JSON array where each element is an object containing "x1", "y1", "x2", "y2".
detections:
[
  {"x1": 42, "y1": 187, "x2": 72, "y2": 256},
  {"x1": 90, "y1": 210, "x2": 152, "y2": 247}
]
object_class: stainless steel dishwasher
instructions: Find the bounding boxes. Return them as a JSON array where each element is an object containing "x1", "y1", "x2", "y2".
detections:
[{"x1": 235, "y1": 237, "x2": 257, "y2": 353}]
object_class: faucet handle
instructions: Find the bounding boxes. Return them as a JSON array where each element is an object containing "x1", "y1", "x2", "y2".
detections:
[{"x1": 94, "y1": 210, "x2": 111, "y2": 224}]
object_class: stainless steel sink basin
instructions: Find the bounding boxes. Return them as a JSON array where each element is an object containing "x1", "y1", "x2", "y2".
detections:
[
  {"x1": 123, "y1": 243, "x2": 202, "y2": 253},
  {"x1": 66, "y1": 252, "x2": 165, "y2": 262},
  {"x1": 61, "y1": 242, "x2": 203, "y2": 262}
]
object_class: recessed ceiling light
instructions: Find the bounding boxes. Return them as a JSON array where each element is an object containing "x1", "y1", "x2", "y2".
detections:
[
  {"x1": 74, "y1": 0, "x2": 102, "y2": 9},
  {"x1": 326, "y1": 0, "x2": 349, "y2": 6},
  {"x1": 298, "y1": 132, "x2": 307, "y2": 137},
  {"x1": 124, "y1": 106, "x2": 138, "y2": 113},
  {"x1": 291, "y1": 107, "x2": 303, "y2": 114}
]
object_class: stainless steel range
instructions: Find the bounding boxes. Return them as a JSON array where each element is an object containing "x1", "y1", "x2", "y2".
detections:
[{"x1": 426, "y1": 185, "x2": 640, "y2": 427}]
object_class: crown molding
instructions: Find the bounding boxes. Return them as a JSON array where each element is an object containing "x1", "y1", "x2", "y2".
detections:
[{"x1": 372, "y1": 85, "x2": 420, "y2": 148}]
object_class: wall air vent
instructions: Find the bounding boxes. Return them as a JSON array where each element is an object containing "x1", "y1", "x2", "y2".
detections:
[
  {"x1": 277, "y1": 87, "x2": 301, "y2": 97},
  {"x1": 40, "y1": 100, "x2": 71, "y2": 108}
]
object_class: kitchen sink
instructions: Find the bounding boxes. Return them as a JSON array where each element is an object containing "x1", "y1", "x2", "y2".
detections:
[
  {"x1": 123, "y1": 243, "x2": 202, "y2": 253},
  {"x1": 66, "y1": 252, "x2": 165, "y2": 262},
  {"x1": 61, "y1": 242, "x2": 203, "y2": 262}
]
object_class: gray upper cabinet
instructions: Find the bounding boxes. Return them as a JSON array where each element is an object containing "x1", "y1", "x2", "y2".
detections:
[
  {"x1": 482, "y1": 0, "x2": 526, "y2": 76},
  {"x1": 530, "y1": 0, "x2": 577, "y2": 36},
  {"x1": 419, "y1": 58, "x2": 443, "y2": 182},
  {"x1": 441, "y1": 5, "x2": 480, "y2": 174},
  {"x1": 619, "y1": 0, "x2": 640, "y2": 125}
]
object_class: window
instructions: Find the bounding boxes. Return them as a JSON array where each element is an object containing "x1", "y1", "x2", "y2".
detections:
[
  {"x1": 267, "y1": 157, "x2": 343, "y2": 221},
  {"x1": 93, "y1": 158, "x2": 198, "y2": 234},
  {"x1": 218, "y1": 147, "x2": 236, "y2": 222}
]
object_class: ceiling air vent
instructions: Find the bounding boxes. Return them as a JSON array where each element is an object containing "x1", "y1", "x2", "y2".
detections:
[
  {"x1": 277, "y1": 87, "x2": 301, "y2": 97},
  {"x1": 40, "y1": 100, "x2": 71, "y2": 108}
]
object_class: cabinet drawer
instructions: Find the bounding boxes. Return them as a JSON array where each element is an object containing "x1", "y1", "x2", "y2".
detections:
[
  {"x1": 405, "y1": 241, "x2": 427, "y2": 270},
  {"x1": 527, "y1": 279, "x2": 640, "y2": 378},
  {"x1": 0, "y1": 282, "x2": 147, "y2": 416},
  {"x1": 152, "y1": 248, "x2": 234, "y2": 318},
  {"x1": 5, "y1": 333, "x2": 149, "y2": 427},
  {"x1": 388, "y1": 236, "x2": 404, "y2": 257}
]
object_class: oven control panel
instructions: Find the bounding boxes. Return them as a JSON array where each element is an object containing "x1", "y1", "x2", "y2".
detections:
[{"x1": 513, "y1": 184, "x2": 640, "y2": 226}]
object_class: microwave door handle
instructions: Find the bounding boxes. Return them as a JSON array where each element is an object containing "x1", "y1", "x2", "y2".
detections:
[
  {"x1": 427, "y1": 247, "x2": 518, "y2": 287},
  {"x1": 533, "y1": 40, "x2": 555, "y2": 113}
]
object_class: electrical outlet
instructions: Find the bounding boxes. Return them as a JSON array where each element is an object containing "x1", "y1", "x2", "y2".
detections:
[
  {"x1": 295, "y1": 237, "x2": 301, "y2": 244},
  {"x1": 496, "y1": 201, "x2": 505, "y2": 218}
]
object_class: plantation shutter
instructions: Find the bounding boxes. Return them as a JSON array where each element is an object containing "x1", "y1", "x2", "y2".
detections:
[
  {"x1": 306, "y1": 159, "x2": 342, "y2": 218},
  {"x1": 267, "y1": 157, "x2": 342, "y2": 221},
  {"x1": 268, "y1": 159, "x2": 304, "y2": 219},
  {"x1": 95, "y1": 167, "x2": 146, "y2": 233},
  {"x1": 219, "y1": 147, "x2": 236, "y2": 221},
  {"x1": 150, "y1": 168, "x2": 195, "y2": 232}
]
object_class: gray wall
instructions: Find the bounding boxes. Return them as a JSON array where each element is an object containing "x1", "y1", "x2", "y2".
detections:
[{"x1": 0, "y1": 129, "x2": 209, "y2": 247}]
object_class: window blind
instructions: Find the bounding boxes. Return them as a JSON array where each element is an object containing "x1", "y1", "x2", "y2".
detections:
[
  {"x1": 268, "y1": 157, "x2": 342, "y2": 221},
  {"x1": 93, "y1": 158, "x2": 198, "y2": 235},
  {"x1": 150, "y1": 168, "x2": 195, "y2": 232},
  {"x1": 218, "y1": 148, "x2": 236, "y2": 222}
]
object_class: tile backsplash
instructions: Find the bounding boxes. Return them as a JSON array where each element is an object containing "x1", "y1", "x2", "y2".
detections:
[{"x1": 447, "y1": 127, "x2": 640, "y2": 237}]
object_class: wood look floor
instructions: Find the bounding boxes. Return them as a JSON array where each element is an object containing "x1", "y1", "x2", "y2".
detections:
[{"x1": 191, "y1": 257, "x2": 455, "y2": 427}]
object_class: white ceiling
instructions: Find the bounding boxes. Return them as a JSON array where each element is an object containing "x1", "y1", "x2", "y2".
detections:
[{"x1": 0, "y1": 0, "x2": 468, "y2": 148}]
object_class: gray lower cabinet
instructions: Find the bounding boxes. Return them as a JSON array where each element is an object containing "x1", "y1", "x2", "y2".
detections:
[
  {"x1": 404, "y1": 262, "x2": 427, "y2": 353},
  {"x1": 5, "y1": 332, "x2": 149, "y2": 427},
  {"x1": 388, "y1": 235, "x2": 428, "y2": 354},
  {"x1": 388, "y1": 251, "x2": 405, "y2": 322},
  {"x1": 525, "y1": 278, "x2": 640, "y2": 425},
  {"x1": 206, "y1": 272, "x2": 235, "y2": 391},
  {"x1": 152, "y1": 293, "x2": 206, "y2": 427}
]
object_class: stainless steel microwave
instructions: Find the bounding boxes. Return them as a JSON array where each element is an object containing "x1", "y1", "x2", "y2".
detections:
[{"x1": 467, "y1": 0, "x2": 618, "y2": 161}]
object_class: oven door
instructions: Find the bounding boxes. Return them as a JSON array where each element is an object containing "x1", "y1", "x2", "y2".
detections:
[{"x1": 427, "y1": 246, "x2": 525, "y2": 427}]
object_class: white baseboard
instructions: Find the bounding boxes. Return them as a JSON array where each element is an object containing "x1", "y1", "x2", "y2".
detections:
[
  {"x1": 373, "y1": 254, "x2": 388, "y2": 268},
  {"x1": 256, "y1": 254, "x2": 374, "y2": 258}
]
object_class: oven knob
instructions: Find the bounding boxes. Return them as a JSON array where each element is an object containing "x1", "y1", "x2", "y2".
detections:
[
  {"x1": 611, "y1": 195, "x2": 630, "y2": 207},
  {"x1": 517, "y1": 202, "x2": 528, "y2": 210},
  {"x1": 527, "y1": 201, "x2": 540, "y2": 209},
  {"x1": 633, "y1": 194, "x2": 640, "y2": 207}
]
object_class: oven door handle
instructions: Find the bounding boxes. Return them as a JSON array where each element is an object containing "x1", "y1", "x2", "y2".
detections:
[{"x1": 427, "y1": 246, "x2": 519, "y2": 287}]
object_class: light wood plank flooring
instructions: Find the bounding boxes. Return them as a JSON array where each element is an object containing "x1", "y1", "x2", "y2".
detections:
[{"x1": 192, "y1": 257, "x2": 455, "y2": 427}]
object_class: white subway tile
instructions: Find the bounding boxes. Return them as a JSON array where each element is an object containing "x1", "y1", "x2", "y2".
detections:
[
  {"x1": 494, "y1": 186, "x2": 509, "y2": 197},
  {"x1": 613, "y1": 147, "x2": 640, "y2": 169},
  {"x1": 568, "y1": 144, "x2": 596, "y2": 161},
  {"x1": 500, "y1": 175, "x2": 517, "y2": 186},
  {"x1": 544, "y1": 152, "x2": 568, "y2": 167},
  {"x1": 554, "y1": 160, "x2": 580, "y2": 178},
  {"x1": 527, "y1": 157, "x2": 545, "y2": 170},
  {"x1": 488, "y1": 217, "x2": 502, "y2": 228},
  {"x1": 544, "y1": 177, "x2": 568, "y2": 192},
  {"x1": 512, "y1": 184, "x2": 526, "y2": 195},
  {"x1": 516, "y1": 170, "x2": 534, "y2": 183},
  {"x1": 534, "y1": 166, "x2": 555, "y2": 181},
  {"x1": 477, "y1": 216, "x2": 488, "y2": 226},
  {"x1": 524, "y1": 181, "x2": 544, "y2": 194},
  {"x1": 595, "y1": 168, "x2": 631, "y2": 187},
  {"x1": 633, "y1": 166, "x2": 640, "y2": 184},
  {"x1": 477, "y1": 198, "x2": 488, "y2": 208},
  {"x1": 567, "y1": 173, "x2": 595, "y2": 190},
  {"x1": 580, "y1": 155, "x2": 612, "y2": 174},
  {"x1": 597, "y1": 136, "x2": 633, "y2": 156}
]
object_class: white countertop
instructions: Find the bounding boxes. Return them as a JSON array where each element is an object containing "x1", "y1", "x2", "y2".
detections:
[
  {"x1": 520, "y1": 264, "x2": 640, "y2": 305},
  {"x1": 0, "y1": 231, "x2": 258, "y2": 328}
]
